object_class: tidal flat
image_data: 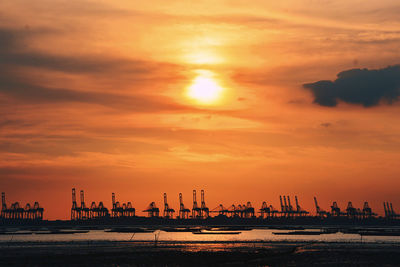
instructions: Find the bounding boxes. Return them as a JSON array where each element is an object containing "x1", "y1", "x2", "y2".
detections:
[{"x1": 1, "y1": 240, "x2": 400, "y2": 266}]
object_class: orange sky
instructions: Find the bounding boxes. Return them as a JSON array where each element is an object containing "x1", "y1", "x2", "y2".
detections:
[{"x1": 1, "y1": 0, "x2": 400, "y2": 219}]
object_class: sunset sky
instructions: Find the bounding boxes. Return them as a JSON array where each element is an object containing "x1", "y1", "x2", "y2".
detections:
[{"x1": 1, "y1": 0, "x2": 400, "y2": 219}]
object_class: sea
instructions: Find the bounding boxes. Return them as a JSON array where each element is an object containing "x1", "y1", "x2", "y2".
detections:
[{"x1": 1, "y1": 228, "x2": 400, "y2": 244}]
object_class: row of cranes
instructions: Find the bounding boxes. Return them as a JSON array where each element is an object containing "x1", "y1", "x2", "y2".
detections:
[
  {"x1": 209, "y1": 195, "x2": 307, "y2": 218},
  {"x1": 143, "y1": 190, "x2": 209, "y2": 219},
  {"x1": 313, "y1": 197, "x2": 382, "y2": 219},
  {"x1": 72, "y1": 189, "x2": 396, "y2": 220},
  {"x1": 1, "y1": 192, "x2": 44, "y2": 220},
  {"x1": 112, "y1": 193, "x2": 135, "y2": 217},
  {"x1": 279, "y1": 195, "x2": 309, "y2": 217},
  {"x1": 2, "y1": 188, "x2": 399, "y2": 221},
  {"x1": 71, "y1": 188, "x2": 108, "y2": 220},
  {"x1": 193, "y1": 190, "x2": 209, "y2": 219},
  {"x1": 210, "y1": 202, "x2": 256, "y2": 218},
  {"x1": 71, "y1": 188, "x2": 135, "y2": 220},
  {"x1": 145, "y1": 193, "x2": 308, "y2": 219},
  {"x1": 153, "y1": 194, "x2": 398, "y2": 220},
  {"x1": 384, "y1": 202, "x2": 400, "y2": 219}
]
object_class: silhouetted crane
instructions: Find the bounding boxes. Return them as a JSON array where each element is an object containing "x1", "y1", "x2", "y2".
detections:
[
  {"x1": 125, "y1": 202, "x2": 135, "y2": 217},
  {"x1": 178, "y1": 193, "x2": 190, "y2": 219},
  {"x1": 80, "y1": 190, "x2": 89, "y2": 219},
  {"x1": 314, "y1": 196, "x2": 329, "y2": 217},
  {"x1": 210, "y1": 204, "x2": 229, "y2": 216},
  {"x1": 362, "y1": 202, "x2": 376, "y2": 219},
  {"x1": 200, "y1": 190, "x2": 209, "y2": 219},
  {"x1": 163, "y1": 193, "x2": 175, "y2": 218},
  {"x1": 143, "y1": 202, "x2": 159, "y2": 217},
  {"x1": 192, "y1": 190, "x2": 201, "y2": 218},
  {"x1": 111, "y1": 192, "x2": 119, "y2": 217},
  {"x1": 1, "y1": 192, "x2": 7, "y2": 219},
  {"x1": 287, "y1": 196, "x2": 294, "y2": 216},
  {"x1": 346, "y1": 201, "x2": 361, "y2": 219},
  {"x1": 294, "y1": 196, "x2": 309, "y2": 217},
  {"x1": 0, "y1": 194, "x2": 43, "y2": 220},
  {"x1": 111, "y1": 193, "x2": 133, "y2": 218},
  {"x1": 330, "y1": 201, "x2": 341, "y2": 216},
  {"x1": 71, "y1": 188, "x2": 80, "y2": 220},
  {"x1": 32, "y1": 202, "x2": 43, "y2": 220},
  {"x1": 384, "y1": 201, "x2": 399, "y2": 219},
  {"x1": 259, "y1": 201, "x2": 279, "y2": 218},
  {"x1": 244, "y1": 202, "x2": 255, "y2": 218}
]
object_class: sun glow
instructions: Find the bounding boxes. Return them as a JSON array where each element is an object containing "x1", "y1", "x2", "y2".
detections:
[
  {"x1": 187, "y1": 70, "x2": 224, "y2": 104},
  {"x1": 185, "y1": 50, "x2": 224, "y2": 65}
]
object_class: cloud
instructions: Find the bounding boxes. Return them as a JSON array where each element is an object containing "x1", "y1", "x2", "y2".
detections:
[
  {"x1": 0, "y1": 119, "x2": 36, "y2": 129},
  {"x1": 320, "y1": 122, "x2": 332, "y2": 127},
  {"x1": 0, "y1": 71, "x2": 191, "y2": 112},
  {"x1": 0, "y1": 27, "x2": 192, "y2": 112},
  {"x1": 303, "y1": 65, "x2": 400, "y2": 107},
  {"x1": 0, "y1": 27, "x2": 182, "y2": 78}
]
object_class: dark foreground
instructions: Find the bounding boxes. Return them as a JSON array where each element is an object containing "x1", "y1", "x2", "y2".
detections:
[{"x1": 1, "y1": 241, "x2": 400, "y2": 266}]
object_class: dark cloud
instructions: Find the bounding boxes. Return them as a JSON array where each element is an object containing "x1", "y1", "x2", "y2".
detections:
[
  {"x1": 0, "y1": 27, "x2": 57, "y2": 51},
  {"x1": 0, "y1": 28, "x2": 17, "y2": 48},
  {"x1": 303, "y1": 65, "x2": 400, "y2": 107}
]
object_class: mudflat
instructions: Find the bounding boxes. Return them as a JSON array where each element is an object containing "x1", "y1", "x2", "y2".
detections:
[{"x1": 0, "y1": 241, "x2": 400, "y2": 266}]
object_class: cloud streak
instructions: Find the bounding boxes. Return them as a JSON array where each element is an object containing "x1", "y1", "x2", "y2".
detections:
[
  {"x1": 0, "y1": 27, "x2": 183, "y2": 79},
  {"x1": 0, "y1": 71, "x2": 192, "y2": 112},
  {"x1": 0, "y1": 27, "x2": 192, "y2": 112},
  {"x1": 303, "y1": 65, "x2": 400, "y2": 107}
]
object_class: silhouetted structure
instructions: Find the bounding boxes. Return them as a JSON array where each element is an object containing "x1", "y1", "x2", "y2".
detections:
[
  {"x1": 384, "y1": 202, "x2": 400, "y2": 219},
  {"x1": 279, "y1": 195, "x2": 308, "y2": 217},
  {"x1": 111, "y1": 193, "x2": 135, "y2": 218},
  {"x1": 80, "y1": 190, "x2": 90, "y2": 219},
  {"x1": 178, "y1": 193, "x2": 190, "y2": 219},
  {"x1": 192, "y1": 190, "x2": 201, "y2": 218},
  {"x1": 330, "y1": 201, "x2": 342, "y2": 216},
  {"x1": 346, "y1": 201, "x2": 361, "y2": 219},
  {"x1": 295, "y1": 196, "x2": 309, "y2": 217},
  {"x1": 210, "y1": 204, "x2": 229, "y2": 216},
  {"x1": 143, "y1": 202, "x2": 159, "y2": 217},
  {"x1": 90, "y1": 201, "x2": 109, "y2": 219},
  {"x1": 1, "y1": 192, "x2": 43, "y2": 220},
  {"x1": 279, "y1": 196, "x2": 292, "y2": 217},
  {"x1": 190, "y1": 190, "x2": 209, "y2": 219},
  {"x1": 163, "y1": 193, "x2": 175, "y2": 218},
  {"x1": 200, "y1": 190, "x2": 209, "y2": 219},
  {"x1": 3, "y1": 188, "x2": 396, "y2": 224},
  {"x1": 227, "y1": 202, "x2": 255, "y2": 218},
  {"x1": 362, "y1": 202, "x2": 376, "y2": 219},
  {"x1": 259, "y1": 201, "x2": 278, "y2": 218},
  {"x1": 314, "y1": 198, "x2": 378, "y2": 219},
  {"x1": 1, "y1": 192, "x2": 7, "y2": 219},
  {"x1": 71, "y1": 188, "x2": 109, "y2": 220},
  {"x1": 71, "y1": 188, "x2": 79, "y2": 220},
  {"x1": 314, "y1": 196, "x2": 329, "y2": 217},
  {"x1": 244, "y1": 202, "x2": 255, "y2": 218}
]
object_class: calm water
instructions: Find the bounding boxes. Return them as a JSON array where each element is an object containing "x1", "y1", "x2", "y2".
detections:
[{"x1": 1, "y1": 229, "x2": 400, "y2": 244}]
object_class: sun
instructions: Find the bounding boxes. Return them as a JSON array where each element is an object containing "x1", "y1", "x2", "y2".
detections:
[{"x1": 187, "y1": 70, "x2": 224, "y2": 104}]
